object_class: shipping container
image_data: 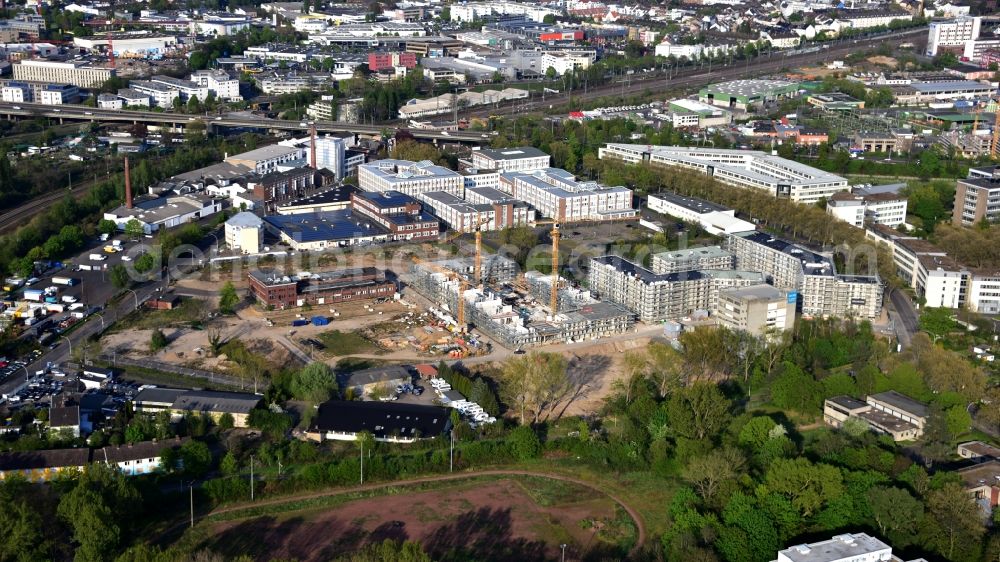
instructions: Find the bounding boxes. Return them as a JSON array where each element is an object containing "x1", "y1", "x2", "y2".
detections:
[
  {"x1": 311, "y1": 316, "x2": 329, "y2": 326},
  {"x1": 52, "y1": 277, "x2": 79, "y2": 286},
  {"x1": 291, "y1": 319, "x2": 309, "y2": 327}
]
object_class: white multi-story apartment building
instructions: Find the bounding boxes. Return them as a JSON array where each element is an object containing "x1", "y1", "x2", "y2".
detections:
[
  {"x1": 224, "y1": 212, "x2": 263, "y2": 254},
  {"x1": 358, "y1": 159, "x2": 464, "y2": 198},
  {"x1": 953, "y1": 171, "x2": 1000, "y2": 226},
  {"x1": 13, "y1": 59, "x2": 113, "y2": 88},
  {"x1": 500, "y1": 168, "x2": 636, "y2": 222},
  {"x1": 1, "y1": 83, "x2": 28, "y2": 102},
  {"x1": 129, "y1": 80, "x2": 180, "y2": 107},
  {"x1": 539, "y1": 51, "x2": 595, "y2": 75},
  {"x1": 926, "y1": 16, "x2": 981, "y2": 56},
  {"x1": 726, "y1": 231, "x2": 883, "y2": 319},
  {"x1": 588, "y1": 255, "x2": 764, "y2": 323},
  {"x1": 189, "y1": 69, "x2": 241, "y2": 101},
  {"x1": 826, "y1": 192, "x2": 907, "y2": 228},
  {"x1": 471, "y1": 147, "x2": 551, "y2": 173},
  {"x1": 149, "y1": 75, "x2": 210, "y2": 101},
  {"x1": 599, "y1": 144, "x2": 849, "y2": 204},
  {"x1": 651, "y1": 246, "x2": 735, "y2": 274},
  {"x1": 417, "y1": 191, "x2": 534, "y2": 232}
]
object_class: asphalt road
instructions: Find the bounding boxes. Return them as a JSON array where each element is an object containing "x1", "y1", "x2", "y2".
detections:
[{"x1": 888, "y1": 288, "x2": 919, "y2": 348}]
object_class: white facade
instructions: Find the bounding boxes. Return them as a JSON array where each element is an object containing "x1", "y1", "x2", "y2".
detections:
[
  {"x1": 646, "y1": 193, "x2": 755, "y2": 235},
  {"x1": 38, "y1": 88, "x2": 65, "y2": 105},
  {"x1": 225, "y1": 212, "x2": 264, "y2": 254},
  {"x1": 540, "y1": 51, "x2": 595, "y2": 75},
  {"x1": 826, "y1": 194, "x2": 907, "y2": 228},
  {"x1": 502, "y1": 168, "x2": 636, "y2": 222},
  {"x1": 926, "y1": 17, "x2": 981, "y2": 56},
  {"x1": 13, "y1": 59, "x2": 113, "y2": 88},
  {"x1": 471, "y1": 147, "x2": 550, "y2": 173},
  {"x1": 600, "y1": 144, "x2": 849, "y2": 204},
  {"x1": 129, "y1": 80, "x2": 180, "y2": 107},
  {"x1": 189, "y1": 69, "x2": 241, "y2": 101},
  {"x1": 358, "y1": 159, "x2": 465, "y2": 197},
  {"x1": 1, "y1": 84, "x2": 28, "y2": 102},
  {"x1": 776, "y1": 533, "x2": 893, "y2": 562}
]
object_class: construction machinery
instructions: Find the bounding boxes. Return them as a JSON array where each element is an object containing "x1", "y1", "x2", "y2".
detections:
[
  {"x1": 550, "y1": 222, "x2": 560, "y2": 315},
  {"x1": 993, "y1": 111, "x2": 1000, "y2": 159}
]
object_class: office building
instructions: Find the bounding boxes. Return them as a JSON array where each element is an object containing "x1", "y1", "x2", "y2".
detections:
[
  {"x1": 726, "y1": 231, "x2": 883, "y2": 319},
  {"x1": 600, "y1": 144, "x2": 849, "y2": 204},
  {"x1": 588, "y1": 255, "x2": 764, "y2": 323},
  {"x1": 224, "y1": 212, "x2": 264, "y2": 254},
  {"x1": 471, "y1": 146, "x2": 551, "y2": 173},
  {"x1": 501, "y1": 168, "x2": 636, "y2": 222},
  {"x1": 13, "y1": 59, "x2": 113, "y2": 88},
  {"x1": 248, "y1": 267, "x2": 395, "y2": 309},
  {"x1": 368, "y1": 51, "x2": 417, "y2": 71},
  {"x1": 129, "y1": 80, "x2": 180, "y2": 107},
  {"x1": 357, "y1": 159, "x2": 464, "y2": 197},
  {"x1": 826, "y1": 191, "x2": 908, "y2": 228},
  {"x1": 263, "y1": 210, "x2": 394, "y2": 250}
]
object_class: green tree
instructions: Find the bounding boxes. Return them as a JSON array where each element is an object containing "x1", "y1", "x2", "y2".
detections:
[
  {"x1": 924, "y1": 483, "x2": 985, "y2": 561},
  {"x1": 291, "y1": 363, "x2": 337, "y2": 404},
  {"x1": 123, "y1": 219, "x2": 144, "y2": 240},
  {"x1": 764, "y1": 457, "x2": 844, "y2": 517},
  {"x1": 944, "y1": 404, "x2": 972, "y2": 436},
  {"x1": 507, "y1": 425, "x2": 541, "y2": 460},
  {"x1": 665, "y1": 382, "x2": 731, "y2": 442},
  {"x1": 681, "y1": 446, "x2": 744, "y2": 502},
  {"x1": 218, "y1": 281, "x2": 239, "y2": 314},
  {"x1": 57, "y1": 464, "x2": 140, "y2": 562},
  {"x1": 150, "y1": 329, "x2": 168, "y2": 352},
  {"x1": 110, "y1": 264, "x2": 131, "y2": 290},
  {"x1": 98, "y1": 219, "x2": 118, "y2": 236},
  {"x1": 220, "y1": 451, "x2": 239, "y2": 475},
  {"x1": 496, "y1": 352, "x2": 569, "y2": 424},
  {"x1": 867, "y1": 487, "x2": 923, "y2": 544},
  {"x1": 0, "y1": 477, "x2": 50, "y2": 561},
  {"x1": 218, "y1": 412, "x2": 235, "y2": 431},
  {"x1": 179, "y1": 440, "x2": 212, "y2": 478},
  {"x1": 918, "y1": 307, "x2": 955, "y2": 341}
]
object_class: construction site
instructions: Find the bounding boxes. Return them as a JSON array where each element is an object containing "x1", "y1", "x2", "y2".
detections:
[{"x1": 408, "y1": 223, "x2": 637, "y2": 350}]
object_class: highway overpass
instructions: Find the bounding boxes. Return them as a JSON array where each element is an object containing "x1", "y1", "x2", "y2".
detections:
[{"x1": 0, "y1": 102, "x2": 492, "y2": 142}]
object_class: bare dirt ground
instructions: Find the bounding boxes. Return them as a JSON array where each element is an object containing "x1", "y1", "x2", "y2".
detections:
[
  {"x1": 200, "y1": 478, "x2": 619, "y2": 562},
  {"x1": 867, "y1": 55, "x2": 897, "y2": 67},
  {"x1": 788, "y1": 65, "x2": 849, "y2": 79}
]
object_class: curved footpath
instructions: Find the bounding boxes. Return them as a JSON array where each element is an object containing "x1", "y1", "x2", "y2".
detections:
[{"x1": 204, "y1": 469, "x2": 647, "y2": 557}]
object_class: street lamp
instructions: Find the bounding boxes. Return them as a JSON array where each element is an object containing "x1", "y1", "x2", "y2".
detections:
[
  {"x1": 560, "y1": 544, "x2": 567, "y2": 562},
  {"x1": 125, "y1": 289, "x2": 138, "y2": 310},
  {"x1": 61, "y1": 336, "x2": 72, "y2": 358},
  {"x1": 449, "y1": 429, "x2": 454, "y2": 473},
  {"x1": 188, "y1": 481, "x2": 195, "y2": 528}
]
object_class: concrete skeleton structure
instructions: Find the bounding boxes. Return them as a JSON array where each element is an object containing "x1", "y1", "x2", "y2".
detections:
[{"x1": 599, "y1": 144, "x2": 849, "y2": 204}]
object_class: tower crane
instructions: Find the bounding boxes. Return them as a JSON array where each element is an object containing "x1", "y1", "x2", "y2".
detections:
[
  {"x1": 472, "y1": 217, "x2": 492, "y2": 289},
  {"x1": 550, "y1": 222, "x2": 560, "y2": 315},
  {"x1": 993, "y1": 111, "x2": 1000, "y2": 159}
]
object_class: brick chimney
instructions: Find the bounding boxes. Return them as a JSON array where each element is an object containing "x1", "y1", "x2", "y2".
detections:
[
  {"x1": 124, "y1": 156, "x2": 133, "y2": 209},
  {"x1": 310, "y1": 123, "x2": 318, "y2": 170}
]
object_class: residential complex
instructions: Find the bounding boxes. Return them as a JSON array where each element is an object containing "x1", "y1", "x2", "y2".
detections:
[
  {"x1": 248, "y1": 267, "x2": 396, "y2": 309},
  {"x1": 599, "y1": 144, "x2": 849, "y2": 204},
  {"x1": 650, "y1": 246, "x2": 735, "y2": 274},
  {"x1": 953, "y1": 170, "x2": 1000, "y2": 226},
  {"x1": 826, "y1": 191, "x2": 908, "y2": 228},
  {"x1": 500, "y1": 168, "x2": 637, "y2": 222},
  {"x1": 350, "y1": 190, "x2": 441, "y2": 242},
  {"x1": 416, "y1": 191, "x2": 534, "y2": 232},
  {"x1": 587, "y1": 255, "x2": 764, "y2": 323},
  {"x1": 725, "y1": 231, "x2": 883, "y2": 319}
]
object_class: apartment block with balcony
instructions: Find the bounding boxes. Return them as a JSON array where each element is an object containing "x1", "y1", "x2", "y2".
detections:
[
  {"x1": 357, "y1": 159, "x2": 464, "y2": 198},
  {"x1": 953, "y1": 173, "x2": 1000, "y2": 226}
]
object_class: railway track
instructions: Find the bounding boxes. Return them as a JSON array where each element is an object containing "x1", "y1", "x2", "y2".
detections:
[{"x1": 0, "y1": 181, "x2": 94, "y2": 235}]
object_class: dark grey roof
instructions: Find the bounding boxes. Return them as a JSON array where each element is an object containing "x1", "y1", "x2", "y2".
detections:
[
  {"x1": 96, "y1": 437, "x2": 188, "y2": 463},
  {"x1": 339, "y1": 365, "x2": 411, "y2": 388},
  {"x1": 134, "y1": 387, "x2": 187, "y2": 406},
  {"x1": 49, "y1": 406, "x2": 80, "y2": 428},
  {"x1": 0, "y1": 448, "x2": 90, "y2": 471},
  {"x1": 311, "y1": 400, "x2": 451, "y2": 440},
  {"x1": 868, "y1": 390, "x2": 929, "y2": 418},
  {"x1": 826, "y1": 395, "x2": 867, "y2": 410},
  {"x1": 171, "y1": 391, "x2": 261, "y2": 415}
]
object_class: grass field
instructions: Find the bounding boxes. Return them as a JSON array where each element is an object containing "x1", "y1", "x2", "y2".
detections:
[
  {"x1": 186, "y1": 476, "x2": 628, "y2": 562},
  {"x1": 316, "y1": 330, "x2": 382, "y2": 356}
]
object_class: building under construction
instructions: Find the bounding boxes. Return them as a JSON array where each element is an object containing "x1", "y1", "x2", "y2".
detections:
[{"x1": 409, "y1": 259, "x2": 635, "y2": 349}]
